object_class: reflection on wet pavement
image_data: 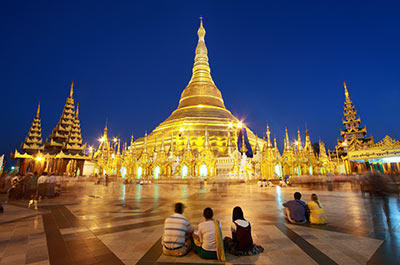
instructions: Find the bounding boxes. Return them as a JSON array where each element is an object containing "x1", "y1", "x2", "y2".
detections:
[{"x1": 1, "y1": 181, "x2": 399, "y2": 264}]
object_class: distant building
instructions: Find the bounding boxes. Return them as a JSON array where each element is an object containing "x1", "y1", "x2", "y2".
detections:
[{"x1": 13, "y1": 82, "x2": 89, "y2": 176}]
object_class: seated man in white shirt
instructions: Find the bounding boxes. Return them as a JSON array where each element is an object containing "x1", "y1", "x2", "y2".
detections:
[{"x1": 162, "y1": 203, "x2": 193, "y2": 256}]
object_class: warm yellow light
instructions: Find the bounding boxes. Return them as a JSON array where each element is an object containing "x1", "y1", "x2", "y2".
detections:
[
  {"x1": 112, "y1": 154, "x2": 115, "y2": 158},
  {"x1": 89, "y1": 146, "x2": 93, "y2": 152},
  {"x1": 197, "y1": 104, "x2": 204, "y2": 108},
  {"x1": 113, "y1": 137, "x2": 118, "y2": 142},
  {"x1": 98, "y1": 137, "x2": 104, "y2": 142},
  {"x1": 237, "y1": 121, "x2": 243, "y2": 128},
  {"x1": 228, "y1": 122, "x2": 233, "y2": 128},
  {"x1": 295, "y1": 141, "x2": 299, "y2": 145},
  {"x1": 342, "y1": 142, "x2": 348, "y2": 147},
  {"x1": 179, "y1": 128, "x2": 184, "y2": 132},
  {"x1": 36, "y1": 156, "x2": 43, "y2": 162}
]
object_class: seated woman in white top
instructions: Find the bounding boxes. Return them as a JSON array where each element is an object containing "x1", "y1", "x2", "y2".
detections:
[
  {"x1": 193, "y1": 207, "x2": 225, "y2": 261},
  {"x1": 306, "y1": 194, "x2": 328, "y2": 224}
]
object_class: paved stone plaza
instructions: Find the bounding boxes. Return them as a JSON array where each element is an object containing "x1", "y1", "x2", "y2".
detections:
[{"x1": 0, "y1": 181, "x2": 399, "y2": 265}]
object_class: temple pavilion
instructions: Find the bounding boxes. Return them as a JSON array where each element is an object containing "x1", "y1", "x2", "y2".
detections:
[
  {"x1": 13, "y1": 82, "x2": 89, "y2": 175},
  {"x1": 91, "y1": 19, "x2": 336, "y2": 180}
]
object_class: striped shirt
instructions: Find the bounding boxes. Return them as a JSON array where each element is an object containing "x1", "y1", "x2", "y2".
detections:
[{"x1": 163, "y1": 213, "x2": 193, "y2": 249}]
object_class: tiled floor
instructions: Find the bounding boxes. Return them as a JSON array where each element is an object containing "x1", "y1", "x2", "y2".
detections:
[{"x1": 0, "y1": 181, "x2": 399, "y2": 264}]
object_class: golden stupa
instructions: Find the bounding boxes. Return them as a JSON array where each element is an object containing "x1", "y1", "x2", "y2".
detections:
[{"x1": 134, "y1": 18, "x2": 262, "y2": 153}]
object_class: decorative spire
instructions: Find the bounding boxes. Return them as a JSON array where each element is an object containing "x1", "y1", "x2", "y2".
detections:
[
  {"x1": 187, "y1": 17, "x2": 214, "y2": 86},
  {"x1": 266, "y1": 123, "x2": 272, "y2": 148},
  {"x1": 70, "y1": 81, "x2": 74, "y2": 98},
  {"x1": 21, "y1": 102, "x2": 44, "y2": 154},
  {"x1": 76, "y1": 103, "x2": 79, "y2": 119},
  {"x1": 240, "y1": 132, "x2": 248, "y2": 153},
  {"x1": 344, "y1": 81, "x2": 349, "y2": 101},
  {"x1": 297, "y1": 129, "x2": 303, "y2": 151},
  {"x1": 36, "y1": 101, "x2": 40, "y2": 118},
  {"x1": 284, "y1": 128, "x2": 290, "y2": 150},
  {"x1": 305, "y1": 129, "x2": 313, "y2": 154},
  {"x1": 144, "y1": 131, "x2": 148, "y2": 152},
  {"x1": 130, "y1": 134, "x2": 134, "y2": 147}
]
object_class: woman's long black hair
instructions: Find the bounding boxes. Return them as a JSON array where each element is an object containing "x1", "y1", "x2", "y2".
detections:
[{"x1": 232, "y1": 206, "x2": 245, "y2": 222}]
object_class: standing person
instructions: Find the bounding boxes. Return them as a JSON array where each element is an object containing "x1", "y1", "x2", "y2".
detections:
[
  {"x1": 223, "y1": 206, "x2": 264, "y2": 256},
  {"x1": 37, "y1": 172, "x2": 48, "y2": 198},
  {"x1": 47, "y1": 173, "x2": 57, "y2": 198},
  {"x1": 282, "y1": 192, "x2": 307, "y2": 223},
  {"x1": 193, "y1": 208, "x2": 225, "y2": 261},
  {"x1": 306, "y1": 194, "x2": 328, "y2": 224},
  {"x1": 27, "y1": 172, "x2": 39, "y2": 208},
  {"x1": 162, "y1": 202, "x2": 194, "y2": 256}
]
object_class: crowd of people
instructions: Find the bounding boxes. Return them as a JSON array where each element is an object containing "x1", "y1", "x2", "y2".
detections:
[{"x1": 0, "y1": 171, "x2": 62, "y2": 210}]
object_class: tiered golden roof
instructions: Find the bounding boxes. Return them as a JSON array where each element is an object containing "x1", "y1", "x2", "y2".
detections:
[
  {"x1": 21, "y1": 102, "x2": 44, "y2": 154},
  {"x1": 45, "y1": 82, "x2": 85, "y2": 154}
]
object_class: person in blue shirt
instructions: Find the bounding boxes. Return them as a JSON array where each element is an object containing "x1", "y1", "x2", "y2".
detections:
[{"x1": 282, "y1": 192, "x2": 306, "y2": 223}]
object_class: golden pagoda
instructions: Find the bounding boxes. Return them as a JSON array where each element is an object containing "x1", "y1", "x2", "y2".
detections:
[
  {"x1": 13, "y1": 82, "x2": 89, "y2": 175},
  {"x1": 330, "y1": 81, "x2": 374, "y2": 161},
  {"x1": 92, "y1": 19, "x2": 336, "y2": 180}
]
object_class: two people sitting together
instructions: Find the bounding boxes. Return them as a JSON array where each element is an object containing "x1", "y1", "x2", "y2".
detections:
[
  {"x1": 162, "y1": 203, "x2": 264, "y2": 261},
  {"x1": 283, "y1": 192, "x2": 327, "y2": 224}
]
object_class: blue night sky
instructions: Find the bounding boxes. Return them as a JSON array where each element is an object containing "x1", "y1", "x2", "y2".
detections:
[{"x1": 1, "y1": 0, "x2": 400, "y2": 162}]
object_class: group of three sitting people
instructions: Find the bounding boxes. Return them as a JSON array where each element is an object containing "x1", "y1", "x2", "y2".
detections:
[
  {"x1": 283, "y1": 192, "x2": 328, "y2": 224},
  {"x1": 162, "y1": 203, "x2": 263, "y2": 261}
]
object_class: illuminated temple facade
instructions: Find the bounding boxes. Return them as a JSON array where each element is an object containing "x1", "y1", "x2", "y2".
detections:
[
  {"x1": 13, "y1": 83, "x2": 89, "y2": 175},
  {"x1": 92, "y1": 20, "x2": 336, "y2": 180}
]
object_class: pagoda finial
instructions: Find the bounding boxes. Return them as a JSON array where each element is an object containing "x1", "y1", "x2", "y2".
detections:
[
  {"x1": 188, "y1": 17, "x2": 214, "y2": 86},
  {"x1": 76, "y1": 103, "x2": 79, "y2": 119},
  {"x1": 70, "y1": 81, "x2": 74, "y2": 98},
  {"x1": 344, "y1": 81, "x2": 350, "y2": 100},
  {"x1": 285, "y1": 128, "x2": 290, "y2": 150},
  {"x1": 240, "y1": 131, "x2": 248, "y2": 154},
  {"x1": 266, "y1": 123, "x2": 272, "y2": 147},
  {"x1": 36, "y1": 101, "x2": 40, "y2": 118}
]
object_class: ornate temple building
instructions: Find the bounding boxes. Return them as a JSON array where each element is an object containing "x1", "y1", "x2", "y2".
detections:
[
  {"x1": 13, "y1": 82, "x2": 89, "y2": 175},
  {"x1": 91, "y1": 19, "x2": 336, "y2": 180},
  {"x1": 330, "y1": 82, "x2": 400, "y2": 175}
]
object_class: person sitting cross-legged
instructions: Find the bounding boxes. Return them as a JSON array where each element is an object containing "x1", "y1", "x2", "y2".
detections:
[
  {"x1": 282, "y1": 192, "x2": 307, "y2": 224},
  {"x1": 162, "y1": 202, "x2": 194, "y2": 256},
  {"x1": 306, "y1": 193, "x2": 328, "y2": 225},
  {"x1": 193, "y1": 207, "x2": 225, "y2": 261},
  {"x1": 223, "y1": 206, "x2": 264, "y2": 256}
]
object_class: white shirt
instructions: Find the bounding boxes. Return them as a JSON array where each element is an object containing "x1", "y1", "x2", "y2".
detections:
[
  {"x1": 198, "y1": 220, "x2": 221, "y2": 251},
  {"x1": 47, "y1": 175, "x2": 57, "y2": 183},
  {"x1": 37, "y1": 175, "x2": 48, "y2": 184}
]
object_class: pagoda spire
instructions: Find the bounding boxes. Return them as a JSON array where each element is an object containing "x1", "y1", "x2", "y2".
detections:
[
  {"x1": 266, "y1": 124, "x2": 272, "y2": 148},
  {"x1": 45, "y1": 82, "x2": 78, "y2": 153},
  {"x1": 297, "y1": 130, "x2": 303, "y2": 151},
  {"x1": 65, "y1": 102, "x2": 86, "y2": 154},
  {"x1": 339, "y1": 81, "x2": 373, "y2": 147},
  {"x1": 187, "y1": 135, "x2": 191, "y2": 151},
  {"x1": 21, "y1": 102, "x2": 44, "y2": 154},
  {"x1": 284, "y1": 128, "x2": 291, "y2": 151},
  {"x1": 304, "y1": 129, "x2": 313, "y2": 154},
  {"x1": 240, "y1": 133, "x2": 248, "y2": 154},
  {"x1": 144, "y1": 131, "x2": 148, "y2": 153},
  {"x1": 188, "y1": 17, "x2": 214, "y2": 86},
  {"x1": 70, "y1": 81, "x2": 74, "y2": 98},
  {"x1": 36, "y1": 101, "x2": 40, "y2": 118}
]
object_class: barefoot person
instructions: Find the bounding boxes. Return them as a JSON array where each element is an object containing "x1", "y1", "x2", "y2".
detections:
[
  {"x1": 193, "y1": 207, "x2": 225, "y2": 261},
  {"x1": 162, "y1": 202, "x2": 193, "y2": 256},
  {"x1": 283, "y1": 192, "x2": 306, "y2": 223},
  {"x1": 224, "y1": 206, "x2": 264, "y2": 256}
]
